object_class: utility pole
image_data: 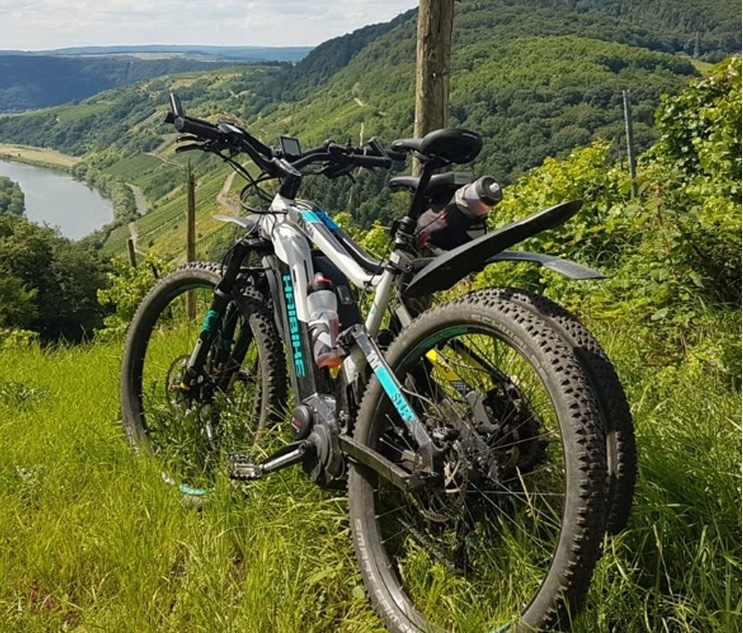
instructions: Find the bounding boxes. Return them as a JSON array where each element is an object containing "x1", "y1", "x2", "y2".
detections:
[
  {"x1": 126, "y1": 238, "x2": 137, "y2": 268},
  {"x1": 186, "y1": 162, "x2": 196, "y2": 319},
  {"x1": 413, "y1": 0, "x2": 455, "y2": 174},
  {"x1": 623, "y1": 90, "x2": 637, "y2": 198}
]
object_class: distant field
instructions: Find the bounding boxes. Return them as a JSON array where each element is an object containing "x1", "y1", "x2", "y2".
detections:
[
  {"x1": 0, "y1": 144, "x2": 79, "y2": 169},
  {"x1": 55, "y1": 101, "x2": 113, "y2": 124},
  {"x1": 690, "y1": 58, "x2": 715, "y2": 75}
]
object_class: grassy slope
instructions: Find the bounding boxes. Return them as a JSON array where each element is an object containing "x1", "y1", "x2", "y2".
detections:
[
  {"x1": 0, "y1": 341, "x2": 384, "y2": 632},
  {"x1": 97, "y1": 32, "x2": 700, "y2": 257},
  {"x1": 0, "y1": 144, "x2": 80, "y2": 170},
  {"x1": 0, "y1": 326, "x2": 738, "y2": 631},
  {"x1": 0, "y1": 0, "x2": 730, "y2": 255}
]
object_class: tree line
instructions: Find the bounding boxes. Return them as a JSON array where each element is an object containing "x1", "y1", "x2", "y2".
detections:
[{"x1": 0, "y1": 177, "x2": 24, "y2": 216}]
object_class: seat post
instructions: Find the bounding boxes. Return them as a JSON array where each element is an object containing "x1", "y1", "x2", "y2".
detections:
[{"x1": 406, "y1": 161, "x2": 438, "y2": 221}]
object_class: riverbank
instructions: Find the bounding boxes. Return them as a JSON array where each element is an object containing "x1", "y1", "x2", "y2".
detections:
[
  {"x1": 0, "y1": 143, "x2": 80, "y2": 171},
  {"x1": 0, "y1": 159, "x2": 114, "y2": 240},
  {"x1": 0, "y1": 143, "x2": 139, "y2": 246}
]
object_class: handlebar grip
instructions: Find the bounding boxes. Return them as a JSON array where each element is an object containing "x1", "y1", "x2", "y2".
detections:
[
  {"x1": 353, "y1": 154, "x2": 392, "y2": 169},
  {"x1": 173, "y1": 115, "x2": 221, "y2": 142}
]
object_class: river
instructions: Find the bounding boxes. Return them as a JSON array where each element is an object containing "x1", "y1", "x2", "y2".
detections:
[{"x1": 0, "y1": 159, "x2": 113, "y2": 240}]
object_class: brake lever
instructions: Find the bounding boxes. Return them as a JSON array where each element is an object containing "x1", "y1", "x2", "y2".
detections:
[
  {"x1": 320, "y1": 162, "x2": 356, "y2": 179},
  {"x1": 176, "y1": 135, "x2": 203, "y2": 143}
]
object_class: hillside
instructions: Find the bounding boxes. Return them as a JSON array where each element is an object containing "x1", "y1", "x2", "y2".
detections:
[
  {"x1": 0, "y1": 0, "x2": 738, "y2": 254},
  {"x1": 0, "y1": 54, "x2": 285, "y2": 114},
  {"x1": 0, "y1": 55, "x2": 739, "y2": 632}
]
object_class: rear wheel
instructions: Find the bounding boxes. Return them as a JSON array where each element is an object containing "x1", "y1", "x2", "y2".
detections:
[
  {"x1": 120, "y1": 262, "x2": 287, "y2": 494},
  {"x1": 348, "y1": 293, "x2": 607, "y2": 632},
  {"x1": 468, "y1": 288, "x2": 636, "y2": 535}
]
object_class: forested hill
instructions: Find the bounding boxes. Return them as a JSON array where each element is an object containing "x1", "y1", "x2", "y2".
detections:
[
  {"x1": 271, "y1": 0, "x2": 739, "y2": 97},
  {"x1": 0, "y1": 55, "x2": 279, "y2": 114},
  {"x1": 0, "y1": 0, "x2": 738, "y2": 237},
  {"x1": 451, "y1": 0, "x2": 739, "y2": 60}
]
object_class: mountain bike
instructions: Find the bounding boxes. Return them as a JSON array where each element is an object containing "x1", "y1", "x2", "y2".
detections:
[{"x1": 120, "y1": 94, "x2": 635, "y2": 632}]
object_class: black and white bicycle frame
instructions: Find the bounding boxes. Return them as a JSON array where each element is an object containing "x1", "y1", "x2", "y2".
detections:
[{"x1": 216, "y1": 191, "x2": 436, "y2": 483}]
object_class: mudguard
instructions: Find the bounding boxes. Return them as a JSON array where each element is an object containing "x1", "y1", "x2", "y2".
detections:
[
  {"x1": 402, "y1": 200, "x2": 584, "y2": 298},
  {"x1": 487, "y1": 250, "x2": 604, "y2": 279}
]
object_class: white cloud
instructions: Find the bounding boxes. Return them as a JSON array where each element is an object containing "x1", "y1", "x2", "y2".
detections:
[{"x1": 0, "y1": 0, "x2": 417, "y2": 50}]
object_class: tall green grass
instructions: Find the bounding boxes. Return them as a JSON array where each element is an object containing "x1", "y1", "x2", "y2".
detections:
[
  {"x1": 0, "y1": 342, "x2": 383, "y2": 632},
  {"x1": 0, "y1": 324, "x2": 739, "y2": 632}
]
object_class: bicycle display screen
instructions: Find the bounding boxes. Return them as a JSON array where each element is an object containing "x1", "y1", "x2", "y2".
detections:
[{"x1": 280, "y1": 135, "x2": 301, "y2": 157}]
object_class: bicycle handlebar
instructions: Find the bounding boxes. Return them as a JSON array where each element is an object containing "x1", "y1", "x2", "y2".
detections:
[
  {"x1": 173, "y1": 114, "x2": 222, "y2": 142},
  {"x1": 165, "y1": 93, "x2": 404, "y2": 181}
]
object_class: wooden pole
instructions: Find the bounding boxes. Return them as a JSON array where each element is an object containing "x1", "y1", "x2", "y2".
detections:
[
  {"x1": 623, "y1": 90, "x2": 637, "y2": 198},
  {"x1": 413, "y1": 0, "x2": 455, "y2": 175},
  {"x1": 186, "y1": 162, "x2": 196, "y2": 320},
  {"x1": 126, "y1": 237, "x2": 137, "y2": 268},
  {"x1": 414, "y1": 0, "x2": 454, "y2": 135}
]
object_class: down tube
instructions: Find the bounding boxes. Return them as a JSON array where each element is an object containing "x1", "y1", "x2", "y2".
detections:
[{"x1": 268, "y1": 257, "x2": 332, "y2": 399}]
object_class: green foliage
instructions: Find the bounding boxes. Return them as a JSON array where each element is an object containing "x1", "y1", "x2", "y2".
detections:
[
  {"x1": 631, "y1": 56, "x2": 742, "y2": 311},
  {"x1": 0, "y1": 176, "x2": 24, "y2": 215},
  {"x1": 0, "y1": 274, "x2": 37, "y2": 329},
  {"x1": 471, "y1": 56, "x2": 741, "y2": 377},
  {"x1": 96, "y1": 255, "x2": 174, "y2": 338},
  {"x1": 0, "y1": 214, "x2": 111, "y2": 342},
  {"x1": 651, "y1": 56, "x2": 742, "y2": 190},
  {"x1": 0, "y1": 328, "x2": 39, "y2": 350}
]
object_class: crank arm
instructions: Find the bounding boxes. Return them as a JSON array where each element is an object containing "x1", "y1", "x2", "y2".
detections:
[
  {"x1": 228, "y1": 440, "x2": 313, "y2": 480},
  {"x1": 340, "y1": 436, "x2": 429, "y2": 492}
]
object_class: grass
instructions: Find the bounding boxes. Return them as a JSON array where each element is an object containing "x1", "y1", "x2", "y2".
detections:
[
  {"x1": 0, "y1": 318, "x2": 739, "y2": 632},
  {"x1": 0, "y1": 341, "x2": 383, "y2": 632},
  {"x1": 105, "y1": 154, "x2": 163, "y2": 182},
  {"x1": 0, "y1": 144, "x2": 80, "y2": 170}
]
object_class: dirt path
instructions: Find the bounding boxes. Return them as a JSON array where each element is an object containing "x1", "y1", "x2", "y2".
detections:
[
  {"x1": 126, "y1": 183, "x2": 147, "y2": 256},
  {"x1": 217, "y1": 171, "x2": 239, "y2": 212},
  {"x1": 145, "y1": 151, "x2": 181, "y2": 167},
  {"x1": 126, "y1": 183, "x2": 148, "y2": 216}
]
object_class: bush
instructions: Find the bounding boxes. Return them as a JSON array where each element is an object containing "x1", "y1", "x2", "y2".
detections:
[{"x1": 97, "y1": 255, "x2": 173, "y2": 338}]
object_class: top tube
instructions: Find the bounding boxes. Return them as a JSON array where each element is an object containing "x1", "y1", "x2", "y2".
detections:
[{"x1": 265, "y1": 195, "x2": 383, "y2": 291}]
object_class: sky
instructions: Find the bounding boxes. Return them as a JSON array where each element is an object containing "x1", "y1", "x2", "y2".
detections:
[{"x1": 0, "y1": 0, "x2": 418, "y2": 51}]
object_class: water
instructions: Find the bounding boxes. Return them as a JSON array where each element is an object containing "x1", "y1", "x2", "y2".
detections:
[{"x1": 0, "y1": 159, "x2": 113, "y2": 240}]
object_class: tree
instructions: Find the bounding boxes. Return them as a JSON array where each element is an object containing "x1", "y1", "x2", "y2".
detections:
[
  {"x1": 0, "y1": 176, "x2": 24, "y2": 215},
  {"x1": 0, "y1": 214, "x2": 111, "y2": 342}
]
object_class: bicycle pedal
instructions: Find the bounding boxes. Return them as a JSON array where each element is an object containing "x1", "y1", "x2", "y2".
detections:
[{"x1": 227, "y1": 453, "x2": 262, "y2": 480}]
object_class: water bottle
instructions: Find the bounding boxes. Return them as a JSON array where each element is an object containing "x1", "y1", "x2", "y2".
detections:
[
  {"x1": 453, "y1": 175, "x2": 503, "y2": 219},
  {"x1": 306, "y1": 273, "x2": 341, "y2": 368}
]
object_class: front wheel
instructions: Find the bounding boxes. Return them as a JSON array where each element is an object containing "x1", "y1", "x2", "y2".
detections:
[
  {"x1": 348, "y1": 293, "x2": 607, "y2": 632},
  {"x1": 120, "y1": 262, "x2": 288, "y2": 494}
]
